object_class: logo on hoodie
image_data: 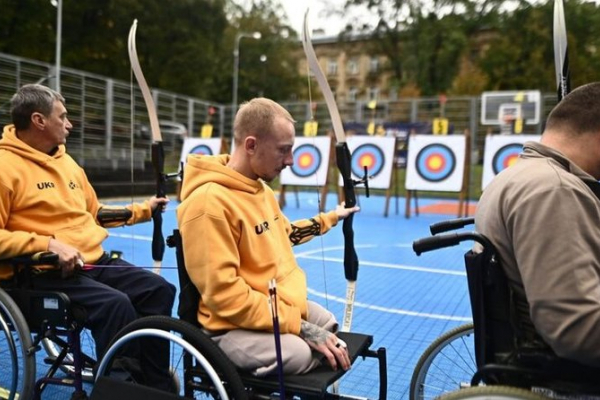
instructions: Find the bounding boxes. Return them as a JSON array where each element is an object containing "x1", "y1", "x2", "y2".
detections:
[
  {"x1": 255, "y1": 221, "x2": 270, "y2": 235},
  {"x1": 69, "y1": 180, "x2": 80, "y2": 190},
  {"x1": 37, "y1": 182, "x2": 55, "y2": 190}
]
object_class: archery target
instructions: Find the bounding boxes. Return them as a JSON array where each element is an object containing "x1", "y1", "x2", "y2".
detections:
[
  {"x1": 351, "y1": 144, "x2": 385, "y2": 179},
  {"x1": 405, "y1": 135, "x2": 466, "y2": 192},
  {"x1": 492, "y1": 144, "x2": 522, "y2": 174},
  {"x1": 337, "y1": 136, "x2": 395, "y2": 190},
  {"x1": 415, "y1": 144, "x2": 455, "y2": 182},
  {"x1": 481, "y1": 134, "x2": 541, "y2": 190},
  {"x1": 190, "y1": 144, "x2": 213, "y2": 156},
  {"x1": 280, "y1": 137, "x2": 331, "y2": 186},
  {"x1": 180, "y1": 138, "x2": 223, "y2": 165},
  {"x1": 291, "y1": 144, "x2": 322, "y2": 177}
]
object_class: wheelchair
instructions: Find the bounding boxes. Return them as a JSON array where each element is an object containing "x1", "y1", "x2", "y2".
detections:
[
  {"x1": 411, "y1": 217, "x2": 600, "y2": 400},
  {"x1": 91, "y1": 229, "x2": 388, "y2": 399},
  {"x1": 0, "y1": 252, "x2": 96, "y2": 400}
]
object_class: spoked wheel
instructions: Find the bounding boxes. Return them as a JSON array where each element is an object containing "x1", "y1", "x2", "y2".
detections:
[
  {"x1": 96, "y1": 315, "x2": 247, "y2": 399},
  {"x1": 436, "y1": 385, "x2": 549, "y2": 400},
  {"x1": 410, "y1": 323, "x2": 477, "y2": 400},
  {"x1": 0, "y1": 289, "x2": 35, "y2": 400}
]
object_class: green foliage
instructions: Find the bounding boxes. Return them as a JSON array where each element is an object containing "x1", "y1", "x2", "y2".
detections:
[
  {"x1": 0, "y1": 0, "x2": 302, "y2": 102},
  {"x1": 343, "y1": 0, "x2": 600, "y2": 95}
]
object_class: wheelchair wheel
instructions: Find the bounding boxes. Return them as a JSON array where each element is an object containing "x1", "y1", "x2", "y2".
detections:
[
  {"x1": 436, "y1": 385, "x2": 549, "y2": 400},
  {"x1": 410, "y1": 323, "x2": 476, "y2": 400},
  {"x1": 0, "y1": 289, "x2": 35, "y2": 400},
  {"x1": 41, "y1": 329, "x2": 96, "y2": 382},
  {"x1": 96, "y1": 315, "x2": 247, "y2": 399}
]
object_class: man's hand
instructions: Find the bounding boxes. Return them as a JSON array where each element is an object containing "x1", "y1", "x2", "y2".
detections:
[
  {"x1": 300, "y1": 320, "x2": 351, "y2": 371},
  {"x1": 48, "y1": 238, "x2": 84, "y2": 279},
  {"x1": 149, "y1": 195, "x2": 169, "y2": 212},
  {"x1": 334, "y1": 202, "x2": 360, "y2": 220}
]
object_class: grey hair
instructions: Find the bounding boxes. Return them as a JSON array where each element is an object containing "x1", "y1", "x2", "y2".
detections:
[{"x1": 10, "y1": 84, "x2": 65, "y2": 130}]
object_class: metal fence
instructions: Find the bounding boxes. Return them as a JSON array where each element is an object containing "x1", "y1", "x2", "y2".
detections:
[{"x1": 0, "y1": 51, "x2": 559, "y2": 175}]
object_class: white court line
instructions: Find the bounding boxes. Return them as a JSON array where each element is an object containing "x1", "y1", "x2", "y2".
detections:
[
  {"x1": 296, "y1": 245, "x2": 466, "y2": 276},
  {"x1": 110, "y1": 233, "x2": 152, "y2": 241},
  {"x1": 307, "y1": 288, "x2": 471, "y2": 321},
  {"x1": 110, "y1": 234, "x2": 470, "y2": 321}
]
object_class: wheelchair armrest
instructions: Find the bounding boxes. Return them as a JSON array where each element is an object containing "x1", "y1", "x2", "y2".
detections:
[{"x1": 2, "y1": 251, "x2": 59, "y2": 266}]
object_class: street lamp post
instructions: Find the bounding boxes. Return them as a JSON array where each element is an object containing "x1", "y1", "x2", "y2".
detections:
[
  {"x1": 259, "y1": 54, "x2": 267, "y2": 97},
  {"x1": 232, "y1": 31, "x2": 261, "y2": 124},
  {"x1": 51, "y1": 0, "x2": 62, "y2": 92}
]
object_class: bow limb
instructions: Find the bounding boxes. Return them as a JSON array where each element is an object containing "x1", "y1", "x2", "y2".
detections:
[
  {"x1": 553, "y1": 0, "x2": 570, "y2": 101},
  {"x1": 128, "y1": 19, "x2": 166, "y2": 275},
  {"x1": 302, "y1": 10, "x2": 359, "y2": 332}
]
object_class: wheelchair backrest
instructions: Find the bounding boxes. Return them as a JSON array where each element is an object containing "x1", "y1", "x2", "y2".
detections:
[
  {"x1": 167, "y1": 229, "x2": 202, "y2": 328},
  {"x1": 465, "y1": 249, "x2": 516, "y2": 368},
  {"x1": 465, "y1": 242, "x2": 551, "y2": 370}
]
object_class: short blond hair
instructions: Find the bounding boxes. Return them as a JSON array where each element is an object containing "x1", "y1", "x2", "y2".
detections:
[{"x1": 233, "y1": 98, "x2": 295, "y2": 145}]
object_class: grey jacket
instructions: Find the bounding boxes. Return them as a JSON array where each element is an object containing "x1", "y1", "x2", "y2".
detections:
[{"x1": 475, "y1": 140, "x2": 600, "y2": 366}]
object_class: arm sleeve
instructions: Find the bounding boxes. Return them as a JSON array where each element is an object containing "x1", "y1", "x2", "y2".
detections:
[
  {"x1": 288, "y1": 210, "x2": 339, "y2": 246},
  {"x1": 180, "y1": 211, "x2": 301, "y2": 334},
  {"x1": 510, "y1": 186, "x2": 600, "y2": 366}
]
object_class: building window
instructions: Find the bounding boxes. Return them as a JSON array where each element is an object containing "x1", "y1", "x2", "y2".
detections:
[
  {"x1": 368, "y1": 87, "x2": 380, "y2": 101},
  {"x1": 347, "y1": 58, "x2": 359, "y2": 75},
  {"x1": 369, "y1": 57, "x2": 379, "y2": 73},
  {"x1": 348, "y1": 87, "x2": 358, "y2": 102},
  {"x1": 327, "y1": 59, "x2": 338, "y2": 76}
]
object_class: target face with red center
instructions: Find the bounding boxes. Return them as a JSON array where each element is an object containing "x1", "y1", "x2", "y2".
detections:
[
  {"x1": 290, "y1": 144, "x2": 322, "y2": 177},
  {"x1": 415, "y1": 144, "x2": 456, "y2": 182},
  {"x1": 351, "y1": 144, "x2": 385, "y2": 178},
  {"x1": 492, "y1": 144, "x2": 522, "y2": 174},
  {"x1": 190, "y1": 144, "x2": 213, "y2": 156}
]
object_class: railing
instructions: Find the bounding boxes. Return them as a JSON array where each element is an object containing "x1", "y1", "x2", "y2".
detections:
[{"x1": 0, "y1": 51, "x2": 559, "y2": 176}]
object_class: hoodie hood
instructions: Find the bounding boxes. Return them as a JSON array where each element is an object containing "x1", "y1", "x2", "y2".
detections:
[
  {"x1": 1, "y1": 124, "x2": 65, "y2": 164},
  {"x1": 179, "y1": 154, "x2": 264, "y2": 201}
]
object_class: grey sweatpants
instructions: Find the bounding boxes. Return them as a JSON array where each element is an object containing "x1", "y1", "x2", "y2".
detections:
[{"x1": 211, "y1": 301, "x2": 338, "y2": 377}]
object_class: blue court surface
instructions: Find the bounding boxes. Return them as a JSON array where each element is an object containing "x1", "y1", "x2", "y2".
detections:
[{"x1": 41, "y1": 191, "x2": 476, "y2": 400}]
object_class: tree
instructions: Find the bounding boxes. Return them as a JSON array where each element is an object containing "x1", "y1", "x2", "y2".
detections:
[{"x1": 222, "y1": 0, "x2": 304, "y2": 104}]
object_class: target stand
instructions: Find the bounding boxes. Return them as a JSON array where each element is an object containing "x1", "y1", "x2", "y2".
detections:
[{"x1": 403, "y1": 132, "x2": 470, "y2": 218}]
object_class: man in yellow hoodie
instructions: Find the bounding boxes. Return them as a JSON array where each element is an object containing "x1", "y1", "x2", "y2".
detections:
[
  {"x1": 177, "y1": 97, "x2": 359, "y2": 377},
  {"x1": 0, "y1": 84, "x2": 176, "y2": 390}
]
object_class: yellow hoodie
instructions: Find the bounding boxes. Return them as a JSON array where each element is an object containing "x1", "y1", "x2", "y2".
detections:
[
  {"x1": 177, "y1": 154, "x2": 339, "y2": 335},
  {"x1": 0, "y1": 125, "x2": 151, "y2": 278}
]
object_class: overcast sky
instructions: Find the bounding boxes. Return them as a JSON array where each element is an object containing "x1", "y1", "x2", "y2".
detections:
[{"x1": 279, "y1": 0, "x2": 347, "y2": 36}]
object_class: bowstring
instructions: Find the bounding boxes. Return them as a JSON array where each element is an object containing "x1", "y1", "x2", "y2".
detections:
[
  {"x1": 306, "y1": 62, "x2": 329, "y2": 311},
  {"x1": 129, "y1": 66, "x2": 136, "y2": 262}
]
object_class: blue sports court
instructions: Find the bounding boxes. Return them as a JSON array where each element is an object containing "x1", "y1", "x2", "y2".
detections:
[{"x1": 37, "y1": 191, "x2": 474, "y2": 399}]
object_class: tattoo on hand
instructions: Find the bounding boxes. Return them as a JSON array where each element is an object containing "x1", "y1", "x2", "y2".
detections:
[{"x1": 300, "y1": 320, "x2": 330, "y2": 345}]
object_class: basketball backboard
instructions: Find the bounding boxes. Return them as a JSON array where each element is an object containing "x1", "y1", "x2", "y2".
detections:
[{"x1": 481, "y1": 90, "x2": 541, "y2": 125}]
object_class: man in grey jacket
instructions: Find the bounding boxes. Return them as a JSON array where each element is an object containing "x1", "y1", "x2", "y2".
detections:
[{"x1": 476, "y1": 82, "x2": 600, "y2": 367}]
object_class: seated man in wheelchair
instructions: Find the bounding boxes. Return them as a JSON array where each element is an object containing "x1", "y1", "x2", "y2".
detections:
[
  {"x1": 0, "y1": 84, "x2": 176, "y2": 390},
  {"x1": 177, "y1": 98, "x2": 358, "y2": 377},
  {"x1": 475, "y1": 82, "x2": 600, "y2": 372}
]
